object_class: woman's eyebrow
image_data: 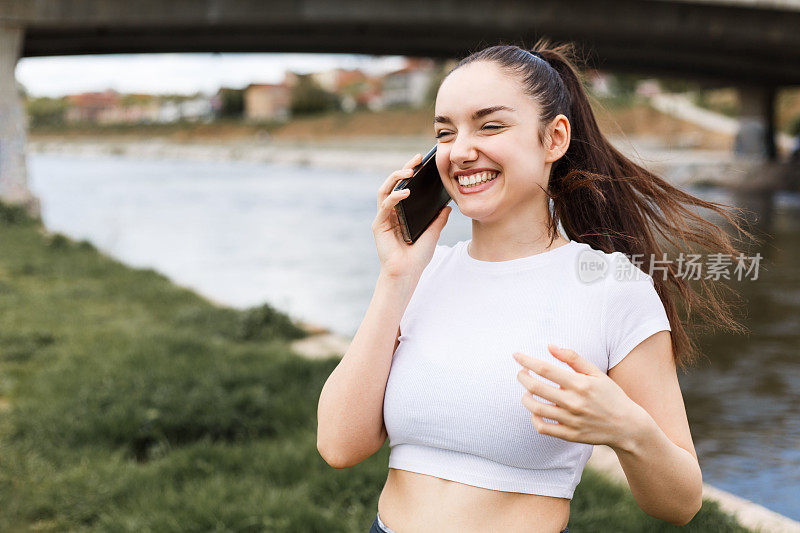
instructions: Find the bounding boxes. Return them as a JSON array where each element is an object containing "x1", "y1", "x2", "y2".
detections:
[{"x1": 433, "y1": 105, "x2": 516, "y2": 125}]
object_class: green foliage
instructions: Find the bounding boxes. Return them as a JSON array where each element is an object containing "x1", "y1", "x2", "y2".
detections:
[
  {"x1": 120, "y1": 94, "x2": 154, "y2": 107},
  {"x1": 46, "y1": 232, "x2": 70, "y2": 250},
  {"x1": 787, "y1": 115, "x2": 800, "y2": 137},
  {"x1": 692, "y1": 91, "x2": 740, "y2": 118},
  {"x1": 0, "y1": 330, "x2": 56, "y2": 363},
  {"x1": 237, "y1": 303, "x2": 308, "y2": 342},
  {"x1": 0, "y1": 200, "x2": 38, "y2": 226},
  {"x1": 590, "y1": 73, "x2": 646, "y2": 109},
  {"x1": 423, "y1": 61, "x2": 450, "y2": 109},
  {"x1": 217, "y1": 88, "x2": 245, "y2": 118},
  {"x1": 77, "y1": 239, "x2": 97, "y2": 252},
  {"x1": 25, "y1": 96, "x2": 68, "y2": 128},
  {"x1": 658, "y1": 78, "x2": 703, "y2": 94},
  {"x1": 290, "y1": 74, "x2": 341, "y2": 116},
  {"x1": 8, "y1": 337, "x2": 325, "y2": 462}
]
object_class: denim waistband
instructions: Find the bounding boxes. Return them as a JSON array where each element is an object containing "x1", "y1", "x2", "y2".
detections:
[{"x1": 370, "y1": 512, "x2": 568, "y2": 533}]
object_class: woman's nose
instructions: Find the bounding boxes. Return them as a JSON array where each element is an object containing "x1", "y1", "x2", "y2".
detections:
[{"x1": 450, "y1": 134, "x2": 478, "y2": 165}]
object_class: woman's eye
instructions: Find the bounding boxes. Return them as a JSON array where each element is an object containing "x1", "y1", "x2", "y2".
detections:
[
  {"x1": 435, "y1": 124, "x2": 505, "y2": 139},
  {"x1": 436, "y1": 125, "x2": 503, "y2": 139}
]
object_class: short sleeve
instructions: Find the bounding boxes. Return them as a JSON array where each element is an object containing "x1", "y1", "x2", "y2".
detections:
[
  {"x1": 419, "y1": 244, "x2": 449, "y2": 279},
  {"x1": 401, "y1": 243, "x2": 451, "y2": 333},
  {"x1": 603, "y1": 252, "x2": 672, "y2": 371}
]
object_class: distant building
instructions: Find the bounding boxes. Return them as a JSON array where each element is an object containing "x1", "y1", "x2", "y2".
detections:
[
  {"x1": 158, "y1": 101, "x2": 181, "y2": 123},
  {"x1": 243, "y1": 83, "x2": 291, "y2": 122},
  {"x1": 283, "y1": 71, "x2": 301, "y2": 89},
  {"x1": 179, "y1": 96, "x2": 214, "y2": 122},
  {"x1": 64, "y1": 90, "x2": 213, "y2": 124},
  {"x1": 359, "y1": 76, "x2": 385, "y2": 112},
  {"x1": 65, "y1": 90, "x2": 120, "y2": 123},
  {"x1": 309, "y1": 68, "x2": 364, "y2": 93},
  {"x1": 100, "y1": 94, "x2": 161, "y2": 123},
  {"x1": 310, "y1": 68, "x2": 376, "y2": 112},
  {"x1": 310, "y1": 70, "x2": 339, "y2": 93},
  {"x1": 380, "y1": 58, "x2": 437, "y2": 109},
  {"x1": 151, "y1": 96, "x2": 213, "y2": 123}
]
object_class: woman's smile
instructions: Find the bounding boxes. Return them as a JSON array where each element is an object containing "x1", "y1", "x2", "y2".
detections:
[{"x1": 456, "y1": 172, "x2": 501, "y2": 194}]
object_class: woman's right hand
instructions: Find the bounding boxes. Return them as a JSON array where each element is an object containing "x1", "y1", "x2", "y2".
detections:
[{"x1": 372, "y1": 152, "x2": 452, "y2": 280}]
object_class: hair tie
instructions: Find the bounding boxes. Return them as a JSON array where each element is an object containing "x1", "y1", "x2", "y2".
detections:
[{"x1": 528, "y1": 50, "x2": 545, "y2": 62}]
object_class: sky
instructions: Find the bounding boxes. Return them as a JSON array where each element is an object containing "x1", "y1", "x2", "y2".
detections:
[{"x1": 15, "y1": 53, "x2": 408, "y2": 98}]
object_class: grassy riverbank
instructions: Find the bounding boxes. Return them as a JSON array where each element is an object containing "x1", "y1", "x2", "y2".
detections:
[{"x1": 0, "y1": 201, "x2": 751, "y2": 531}]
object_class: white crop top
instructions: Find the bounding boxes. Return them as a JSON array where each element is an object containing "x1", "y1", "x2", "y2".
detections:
[{"x1": 383, "y1": 238, "x2": 672, "y2": 499}]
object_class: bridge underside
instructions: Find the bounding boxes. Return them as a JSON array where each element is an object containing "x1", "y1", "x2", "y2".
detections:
[
  {"x1": 5, "y1": 0, "x2": 800, "y2": 86},
  {"x1": 13, "y1": 23, "x2": 799, "y2": 88}
]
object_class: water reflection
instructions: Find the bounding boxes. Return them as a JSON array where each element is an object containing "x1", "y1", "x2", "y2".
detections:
[{"x1": 678, "y1": 185, "x2": 800, "y2": 520}]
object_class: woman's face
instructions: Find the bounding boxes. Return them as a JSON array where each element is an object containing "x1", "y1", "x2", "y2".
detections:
[{"x1": 434, "y1": 60, "x2": 568, "y2": 224}]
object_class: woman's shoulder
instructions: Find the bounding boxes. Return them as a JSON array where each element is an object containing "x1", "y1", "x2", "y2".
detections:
[
  {"x1": 428, "y1": 241, "x2": 462, "y2": 270},
  {"x1": 433, "y1": 241, "x2": 461, "y2": 255}
]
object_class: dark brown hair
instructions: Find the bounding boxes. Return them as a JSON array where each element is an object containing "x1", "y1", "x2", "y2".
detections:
[{"x1": 447, "y1": 39, "x2": 761, "y2": 372}]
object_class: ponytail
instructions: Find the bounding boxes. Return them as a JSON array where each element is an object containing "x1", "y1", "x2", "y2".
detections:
[{"x1": 448, "y1": 39, "x2": 761, "y2": 372}]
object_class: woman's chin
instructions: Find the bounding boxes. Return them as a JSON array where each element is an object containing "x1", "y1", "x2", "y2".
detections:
[
  {"x1": 459, "y1": 205, "x2": 502, "y2": 223},
  {"x1": 455, "y1": 192, "x2": 504, "y2": 219}
]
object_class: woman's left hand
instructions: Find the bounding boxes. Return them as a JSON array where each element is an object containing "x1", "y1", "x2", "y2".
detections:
[{"x1": 513, "y1": 344, "x2": 645, "y2": 449}]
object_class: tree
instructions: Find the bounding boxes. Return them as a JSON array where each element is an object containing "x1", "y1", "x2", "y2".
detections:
[
  {"x1": 290, "y1": 74, "x2": 340, "y2": 116},
  {"x1": 26, "y1": 96, "x2": 68, "y2": 127},
  {"x1": 423, "y1": 60, "x2": 451, "y2": 109},
  {"x1": 217, "y1": 88, "x2": 244, "y2": 118}
]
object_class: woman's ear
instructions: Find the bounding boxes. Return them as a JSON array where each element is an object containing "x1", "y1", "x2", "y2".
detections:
[{"x1": 544, "y1": 114, "x2": 570, "y2": 164}]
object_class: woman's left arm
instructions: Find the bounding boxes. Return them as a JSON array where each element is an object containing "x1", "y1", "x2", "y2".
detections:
[
  {"x1": 513, "y1": 331, "x2": 703, "y2": 526},
  {"x1": 605, "y1": 330, "x2": 703, "y2": 526}
]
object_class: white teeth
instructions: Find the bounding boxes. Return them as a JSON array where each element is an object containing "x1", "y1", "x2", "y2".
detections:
[{"x1": 458, "y1": 171, "x2": 499, "y2": 187}]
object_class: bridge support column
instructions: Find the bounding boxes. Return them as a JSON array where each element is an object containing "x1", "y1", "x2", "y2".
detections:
[
  {"x1": 734, "y1": 85, "x2": 777, "y2": 162},
  {"x1": 0, "y1": 24, "x2": 39, "y2": 217}
]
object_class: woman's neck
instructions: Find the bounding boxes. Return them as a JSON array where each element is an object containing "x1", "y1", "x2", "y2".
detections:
[{"x1": 467, "y1": 232, "x2": 570, "y2": 262}]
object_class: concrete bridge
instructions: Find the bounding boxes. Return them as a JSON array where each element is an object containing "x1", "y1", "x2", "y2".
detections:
[{"x1": 2, "y1": 0, "x2": 800, "y2": 214}]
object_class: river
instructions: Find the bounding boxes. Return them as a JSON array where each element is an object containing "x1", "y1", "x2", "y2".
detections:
[{"x1": 27, "y1": 152, "x2": 800, "y2": 521}]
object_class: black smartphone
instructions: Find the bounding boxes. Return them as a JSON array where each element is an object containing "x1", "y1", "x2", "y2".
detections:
[{"x1": 392, "y1": 145, "x2": 452, "y2": 244}]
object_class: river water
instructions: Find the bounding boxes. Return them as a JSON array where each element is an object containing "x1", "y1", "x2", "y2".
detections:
[{"x1": 27, "y1": 152, "x2": 800, "y2": 521}]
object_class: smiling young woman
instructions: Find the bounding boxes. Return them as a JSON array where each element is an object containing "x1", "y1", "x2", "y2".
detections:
[{"x1": 317, "y1": 39, "x2": 758, "y2": 532}]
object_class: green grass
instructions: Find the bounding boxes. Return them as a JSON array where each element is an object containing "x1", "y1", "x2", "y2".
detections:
[{"x1": 0, "y1": 200, "x2": 753, "y2": 531}]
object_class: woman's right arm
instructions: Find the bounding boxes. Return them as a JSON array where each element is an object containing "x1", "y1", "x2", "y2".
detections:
[
  {"x1": 316, "y1": 271, "x2": 418, "y2": 469},
  {"x1": 316, "y1": 152, "x2": 452, "y2": 469}
]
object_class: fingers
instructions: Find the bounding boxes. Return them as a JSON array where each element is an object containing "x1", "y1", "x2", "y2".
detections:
[
  {"x1": 521, "y1": 394, "x2": 573, "y2": 425},
  {"x1": 516, "y1": 368, "x2": 567, "y2": 405},
  {"x1": 377, "y1": 153, "x2": 422, "y2": 209},
  {"x1": 547, "y1": 345, "x2": 602, "y2": 377},
  {"x1": 513, "y1": 352, "x2": 577, "y2": 390},
  {"x1": 377, "y1": 188, "x2": 410, "y2": 222},
  {"x1": 378, "y1": 168, "x2": 413, "y2": 209},
  {"x1": 402, "y1": 152, "x2": 423, "y2": 170}
]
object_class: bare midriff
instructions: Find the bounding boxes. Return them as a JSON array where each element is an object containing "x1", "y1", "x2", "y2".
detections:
[{"x1": 377, "y1": 468, "x2": 570, "y2": 532}]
